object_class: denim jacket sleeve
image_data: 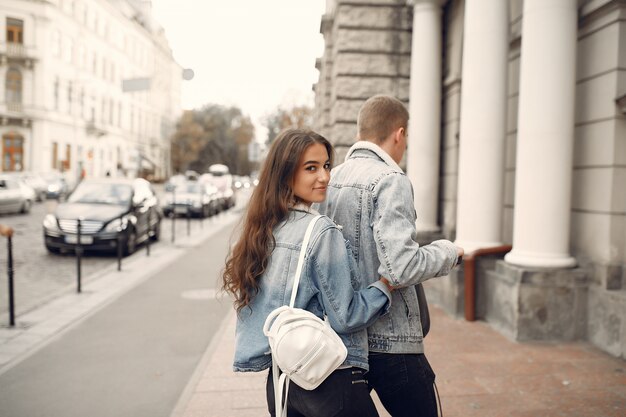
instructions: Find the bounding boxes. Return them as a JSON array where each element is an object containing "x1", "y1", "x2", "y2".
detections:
[
  {"x1": 372, "y1": 173, "x2": 458, "y2": 287},
  {"x1": 307, "y1": 225, "x2": 392, "y2": 334}
]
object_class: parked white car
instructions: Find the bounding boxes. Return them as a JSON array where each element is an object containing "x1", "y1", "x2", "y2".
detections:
[
  {"x1": 19, "y1": 172, "x2": 48, "y2": 201},
  {"x1": 0, "y1": 175, "x2": 30, "y2": 214}
]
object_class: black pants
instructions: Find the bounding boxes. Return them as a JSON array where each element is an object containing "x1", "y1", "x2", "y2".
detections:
[
  {"x1": 266, "y1": 367, "x2": 379, "y2": 417},
  {"x1": 367, "y1": 353, "x2": 440, "y2": 417}
]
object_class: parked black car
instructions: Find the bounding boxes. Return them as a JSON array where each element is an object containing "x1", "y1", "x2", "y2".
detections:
[{"x1": 43, "y1": 178, "x2": 162, "y2": 255}]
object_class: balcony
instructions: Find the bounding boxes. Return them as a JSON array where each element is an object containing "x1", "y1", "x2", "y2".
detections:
[
  {"x1": 1, "y1": 43, "x2": 35, "y2": 67},
  {"x1": 6, "y1": 43, "x2": 26, "y2": 57},
  {"x1": 6, "y1": 102, "x2": 23, "y2": 113}
]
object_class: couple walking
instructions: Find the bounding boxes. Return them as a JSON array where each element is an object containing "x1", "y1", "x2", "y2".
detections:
[{"x1": 223, "y1": 95, "x2": 464, "y2": 416}]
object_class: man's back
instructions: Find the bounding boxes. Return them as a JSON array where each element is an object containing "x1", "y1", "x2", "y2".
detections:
[
  {"x1": 319, "y1": 147, "x2": 404, "y2": 287},
  {"x1": 318, "y1": 142, "x2": 458, "y2": 354}
]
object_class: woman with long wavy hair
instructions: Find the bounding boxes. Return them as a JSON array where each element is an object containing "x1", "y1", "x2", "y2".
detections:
[{"x1": 222, "y1": 128, "x2": 392, "y2": 417}]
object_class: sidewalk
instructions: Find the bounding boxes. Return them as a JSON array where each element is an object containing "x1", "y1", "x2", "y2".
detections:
[
  {"x1": 176, "y1": 298, "x2": 626, "y2": 417},
  {"x1": 1, "y1": 204, "x2": 624, "y2": 416}
]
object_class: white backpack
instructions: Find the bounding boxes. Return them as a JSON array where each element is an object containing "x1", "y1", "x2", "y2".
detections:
[{"x1": 263, "y1": 215, "x2": 347, "y2": 417}]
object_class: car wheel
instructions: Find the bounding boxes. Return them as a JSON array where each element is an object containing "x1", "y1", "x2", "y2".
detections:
[
  {"x1": 45, "y1": 244, "x2": 60, "y2": 254},
  {"x1": 124, "y1": 230, "x2": 137, "y2": 256}
]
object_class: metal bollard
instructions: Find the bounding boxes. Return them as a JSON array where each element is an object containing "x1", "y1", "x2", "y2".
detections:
[
  {"x1": 74, "y1": 219, "x2": 83, "y2": 293},
  {"x1": 1, "y1": 225, "x2": 16, "y2": 326},
  {"x1": 171, "y1": 189, "x2": 176, "y2": 243},
  {"x1": 186, "y1": 203, "x2": 191, "y2": 236},
  {"x1": 170, "y1": 212, "x2": 176, "y2": 243},
  {"x1": 76, "y1": 219, "x2": 82, "y2": 293},
  {"x1": 117, "y1": 234, "x2": 123, "y2": 271},
  {"x1": 117, "y1": 215, "x2": 123, "y2": 271},
  {"x1": 146, "y1": 209, "x2": 151, "y2": 257}
]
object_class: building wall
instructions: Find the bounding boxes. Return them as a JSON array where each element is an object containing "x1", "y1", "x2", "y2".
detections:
[
  {"x1": 574, "y1": 1, "x2": 626, "y2": 357},
  {"x1": 314, "y1": 0, "x2": 412, "y2": 162},
  {"x1": 440, "y1": 0, "x2": 464, "y2": 238},
  {"x1": 0, "y1": 0, "x2": 181, "y2": 181}
]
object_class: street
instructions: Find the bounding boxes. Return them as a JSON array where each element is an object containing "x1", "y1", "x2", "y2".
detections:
[
  {"x1": 0, "y1": 208, "x2": 239, "y2": 417},
  {"x1": 0, "y1": 187, "x2": 243, "y2": 325}
]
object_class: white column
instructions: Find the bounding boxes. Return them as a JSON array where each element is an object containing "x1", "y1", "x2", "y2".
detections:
[
  {"x1": 455, "y1": 0, "x2": 509, "y2": 252},
  {"x1": 407, "y1": 0, "x2": 444, "y2": 233},
  {"x1": 504, "y1": 0, "x2": 577, "y2": 268}
]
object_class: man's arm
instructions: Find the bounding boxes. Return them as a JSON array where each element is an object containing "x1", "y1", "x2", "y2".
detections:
[{"x1": 372, "y1": 173, "x2": 460, "y2": 287}]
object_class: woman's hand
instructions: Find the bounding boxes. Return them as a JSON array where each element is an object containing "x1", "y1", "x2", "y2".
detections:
[
  {"x1": 455, "y1": 245, "x2": 465, "y2": 266},
  {"x1": 379, "y1": 277, "x2": 394, "y2": 292}
]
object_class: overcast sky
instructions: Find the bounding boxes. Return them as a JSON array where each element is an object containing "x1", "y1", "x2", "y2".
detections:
[{"x1": 151, "y1": 0, "x2": 326, "y2": 141}]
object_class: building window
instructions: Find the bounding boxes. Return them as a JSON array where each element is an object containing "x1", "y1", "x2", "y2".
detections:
[
  {"x1": 64, "y1": 144, "x2": 71, "y2": 170},
  {"x1": 52, "y1": 30, "x2": 61, "y2": 57},
  {"x1": 64, "y1": 36, "x2": 74, "y2": 63},
  {"x1": 5, "y1": 68, "x2": 22, "y2": 104},
  {"x1": 51, "y1": 141, "x2": 58, "y2": 169},
  {"x1": 80, "y1": 88, "x2": 85, "y2": 118},
  {"x1": 54, "y1": 78, "x2": 59, "y2": 110},
  {"x1": 6, "y1": 18, "x2": 24, "y2": 44},
  {"x1": 67, "y1": 81, "x2": 73, "y2": 113},
  {"x1": 90, "y1": 94, "x2": 95, "y2": 121},
  {"x1": 2, "y1": 132, "x2": 24, "y2": 171}
]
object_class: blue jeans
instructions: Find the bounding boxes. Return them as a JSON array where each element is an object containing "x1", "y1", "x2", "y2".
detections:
[
  {"x1": 266, "y1": 367, "x2": 379, "y2": 417},
  {"x1": 367, "y1": 353, "x2": 440, "y2": 417}
]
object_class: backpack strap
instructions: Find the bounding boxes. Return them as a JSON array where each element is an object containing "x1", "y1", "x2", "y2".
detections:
[
  {"x1": 288, "y1": 215, "x2": 323, "y2": 307},
  {"x1": 274, "y1": 214, "x2": 323, "y2": 417},
  {"x1": 274, "y1": 366, "x2": 290, "y2": 417}
]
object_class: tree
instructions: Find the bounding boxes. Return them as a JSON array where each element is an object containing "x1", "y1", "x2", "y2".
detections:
[
  {"x1": 263, "y1": 104, "x2": 313, "y2": 144},
  {"x1": 170, "y1": 105, "x2": 255, "y2": 175}
]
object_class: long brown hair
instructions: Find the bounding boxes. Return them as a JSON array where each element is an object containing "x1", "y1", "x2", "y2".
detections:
[{"x1": 222, "y1": 128, "x2": 334, "y2": 313}]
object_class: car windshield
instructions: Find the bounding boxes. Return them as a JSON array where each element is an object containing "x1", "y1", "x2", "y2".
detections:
[{"x1": 68, "y1": 182, "x2": 132, "y2": 205}]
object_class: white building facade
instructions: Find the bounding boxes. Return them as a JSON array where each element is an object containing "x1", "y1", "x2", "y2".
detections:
[
  {"x1": 0, "y1": 0, "x2": 182, "y2": 182},
  {"x1": 315, "y1": 0, "x2": 626, "y2": 359}
]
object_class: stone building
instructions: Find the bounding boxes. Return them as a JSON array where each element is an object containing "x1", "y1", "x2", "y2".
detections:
[
  {"x1": 0, "y1": 0, "x2": 182, "y2": 181},
  {"x1": 314, "y1": 0, "x2": 626, "y2": 359}
]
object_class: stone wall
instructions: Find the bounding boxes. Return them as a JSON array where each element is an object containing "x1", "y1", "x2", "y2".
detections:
[{"x1": 314, "y1": 0, "x2": 412, "y2": 160}]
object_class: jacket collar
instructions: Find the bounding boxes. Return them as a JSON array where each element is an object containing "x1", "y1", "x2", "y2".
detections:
[
  {"x1": 290, "y1": 202, "x2": 320, "y2": 215},
  {"x1": 345, "y1": 140, "x2": 403, "y2": 172}
]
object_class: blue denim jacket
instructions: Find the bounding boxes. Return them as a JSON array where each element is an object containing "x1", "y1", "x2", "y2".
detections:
[
  {"x1": 233, "y1": 206, "x2": 392, "y2": 372},
  {"x1": 316, "y1": 141, "x2": 458, "y2": 354}
]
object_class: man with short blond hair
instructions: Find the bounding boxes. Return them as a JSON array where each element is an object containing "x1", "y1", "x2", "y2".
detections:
[{"x1": 318, "y1": 94, "x2": 463, "y2": 416}]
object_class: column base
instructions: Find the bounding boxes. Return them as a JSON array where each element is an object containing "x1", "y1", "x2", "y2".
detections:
[
  {"x1": 482, "y1": 261, "x2": 588, "y2": 341},
  {"x1": 505, "y1": 250, "x2": 577, "y2": 269},
  {"x1": 427, "y1": 259, "x2": 626, "y2": 358}
]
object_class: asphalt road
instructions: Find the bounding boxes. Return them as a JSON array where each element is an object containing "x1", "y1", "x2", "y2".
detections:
[{"x1": 0, "y1": 213, "x2": 237, "y2": 417}]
